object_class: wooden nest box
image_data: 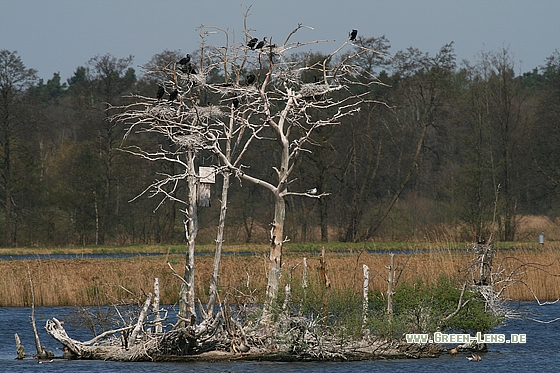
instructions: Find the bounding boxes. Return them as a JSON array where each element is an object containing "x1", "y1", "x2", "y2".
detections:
[{"x1": 198, "y1": 166, "x2": 215, "y2": 207}]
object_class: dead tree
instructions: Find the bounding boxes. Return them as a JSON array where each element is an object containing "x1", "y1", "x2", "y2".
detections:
[
  {"x1": 202, "y1": 19, "x2": 384, "y2": 316},
  {"x1": 112, "y1": 46, "x2": 220, "y2": 328},
  {"x1": 113, "y1": 7, "x2": 385, "y2": 338}
]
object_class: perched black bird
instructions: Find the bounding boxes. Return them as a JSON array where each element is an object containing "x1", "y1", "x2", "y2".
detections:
[
  {"x1": 255, "y1": 37, "x2": 267, "y2": 49},
  {"x1": 246, "y1": 73, "x2": 256, "y2": 85},
  {"x1": 187, "y1": 63, "x2": 198, "y2": 74},
  {"x1": 247, "y1": 37, "x2": 258, "y2": 50},
  {"x1": 232, "y1": 97, "x2": 239, "y2": 108},
  {"x1": 178, "y1": 54, "x2": 191, "y2": 65},
  {"x1": 156, "y1": 85, "x2": 165, "y2": 100},
  {"x1": 168, "y1": 89, "x2": 178, "y2": 102},
  {"x1": 349, "y1": 29, "x2": 358, "y2": 41},
  {"x1": 180, "y1": 62, "x2": 198, "y2": 74}
]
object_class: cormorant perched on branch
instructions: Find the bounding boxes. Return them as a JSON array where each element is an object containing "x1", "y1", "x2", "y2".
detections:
[
  {"x1": 156, "y1": 85, "x2": 164, "y2": 100},
  {"x1": 180, "y1": 62, "x2": 198, "y2": 75},
  {"x1": 169, "y1": 89, "x2": 178, "y2": 102},
  {"x1": 178, "y1": 54, "x2": 191, "y2": 65},
  {"x1": 349, "y1": 29, "x2": 358, "y2": 41},
  {"x1": 189, "y1": 63, "x2": 198, "y2": 74},
  {"x1": 246, "y1": 74, "x2": 256, "y2": 85},
  {"x1": 255, "y1": 37, "x2": 267, "y2": 49},
  {"x1": 247, "y1": 38, "x2": 258, "y2": 50}
]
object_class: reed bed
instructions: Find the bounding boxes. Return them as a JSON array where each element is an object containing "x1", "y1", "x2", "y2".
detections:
[{"x1": 1, "y1": 248, "x2": 559, "y2": 307}]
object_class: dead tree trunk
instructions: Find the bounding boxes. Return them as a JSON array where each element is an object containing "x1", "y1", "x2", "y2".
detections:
[
  {"x1": 387, "y1": 254, "x2": 395, "y2": 323},
  {"x1": 473, "y1": 241, "x2": 495, "y2": 286},
  {"x1": 27, "y1": 266, "x2": 45, "y2": 358},
  {"x1": 130, "y1": 293, "x2": 153, "y2": 344},
  {"x1": 205, "y1": 170, "x2": 229, "y2": 316},
  {"x1": 15, "y1": 334, "x2": 25, "y2": 359},
  {"x1": 267, "y1": 193, "x2": 286, "y2": 302},
  {"x1": 179, "y1": 150, "x2": 198, "y2": 328},
  {"x1": 153, "y1": 278, "x2": 162, "y2": 334},
  {"x1": 207, "y1": 107, "x2": 235, "y2": 315},
  {"x1": 362, "y1": 264, "x2": 370, "y2": 328},
  {"x1": 319, "y1": 247, "x2": 331, "y2": 288}
]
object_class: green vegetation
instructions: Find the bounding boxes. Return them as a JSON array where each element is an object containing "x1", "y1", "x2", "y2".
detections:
[
  {"x1": 368, "y1": 277, "x2": 503, "y2": 338},
  {"x1": 267, "y1": 272, "x2": 503, "y2": 343}
]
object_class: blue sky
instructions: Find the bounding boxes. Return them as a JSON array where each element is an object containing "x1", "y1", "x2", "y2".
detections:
[{"x1": 1, "y1": 0, "x2": 559, "y2": 81}]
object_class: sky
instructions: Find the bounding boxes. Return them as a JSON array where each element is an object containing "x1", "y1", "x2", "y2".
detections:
[{"x1": 1, "y1": 0, "x2": 559, "y2": 82}]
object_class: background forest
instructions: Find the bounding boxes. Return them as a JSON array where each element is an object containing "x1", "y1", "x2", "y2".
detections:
[{"x1": 2, "y1": 36, "x2": 560, "y2": 247}]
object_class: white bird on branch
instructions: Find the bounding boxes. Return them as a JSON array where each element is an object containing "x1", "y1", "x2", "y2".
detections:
[{"x1": 306, "y1": 188, "x2": 317, "y2": 194}]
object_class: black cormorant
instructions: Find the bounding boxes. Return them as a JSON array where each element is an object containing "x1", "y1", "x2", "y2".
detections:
[
  {"x1": 178, "y1": 54, "x2": 191, "y2": 65},
  {"x1": 156, "y1": 85, "x2": 164, "y2": 100},
  {"x1": 349, "y1": 29, "x2": 358, "y2": 41},
  {"x1": 255, "y1": 37, "x2": 267, "y2": 49},
  {"x1": 169, "y1": 89, "x2": 178, "y2": 102},
  {"x1": 186, "y1": 63, "x2": 198, "y2": 74},
  {"x1": 180, "y1": 62, "x2": 198, "y2": 74},
  {"x1": 246, "y1": 74, "x2": 256, "y2": 85},
  {"x1": 247, "y1": 38, "x2": 258, "y2": 50}
]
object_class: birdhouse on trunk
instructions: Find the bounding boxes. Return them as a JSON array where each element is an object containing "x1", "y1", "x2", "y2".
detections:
[{"x1": 198, "y1": 167, "x2": 215, "y2": 207}]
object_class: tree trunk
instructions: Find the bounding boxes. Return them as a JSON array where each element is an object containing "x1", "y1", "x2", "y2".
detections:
[
  {"x1": 362, "y1": 264, "x2": 370, "y2": 328},
  {"x1": 266, "y1": 193, "x2": 285, "y2": 302},
  {"x1": 178, "y1": 150, "x2": 198, "y2": 328},
  {"x1": 387, "y1": 253, "x2": 395, "y2": 323},
  {"x1": 319, "y1": 197, "x2": 328, "y2": 242},
  {"x1": 153, "y1": 278, "x2": 162, "y2": 334},
  {"x1": 207, "y1": 170, "x2": 229, "y2": 314}
]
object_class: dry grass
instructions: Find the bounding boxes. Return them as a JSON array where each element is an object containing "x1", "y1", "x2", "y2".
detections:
[{"x1": 1, "y1": 248, "x2": 560, "y2": 307}]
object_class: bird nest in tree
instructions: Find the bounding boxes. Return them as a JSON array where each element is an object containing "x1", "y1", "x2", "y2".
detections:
[
  {"x1": 178, "y1": 71, "x2": 206, "y2": 86},
  {"x1": 298, "y1": 83, "x2": 331, "y2": 98},
  {"x1": 148, "y1": 104, "x2": 177, "y2": 119},
  {"x1": 184, "y1": 105, "x2": 224, "y2": 122},
  {"x1": 173, "y1": 133, "x2": 205, "y2": 149}
]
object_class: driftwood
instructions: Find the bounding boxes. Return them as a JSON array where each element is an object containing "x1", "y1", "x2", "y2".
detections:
[
  {"x1": 44, "y1": 314, "x2": 443, "y2": 362},
  {"x1": 43, "y1": 285, "x2": 229, "y2": 362},
  {"x1": 14, "y1": 334, "x2": 26, "y2": 359}
]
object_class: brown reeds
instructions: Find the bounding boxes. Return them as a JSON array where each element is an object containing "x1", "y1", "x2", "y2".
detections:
[{"x1": 1, "y1": 248, "x2": 559, "y2": 307}]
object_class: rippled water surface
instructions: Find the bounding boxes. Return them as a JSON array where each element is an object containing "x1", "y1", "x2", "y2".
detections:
[{"x1": 1, "y1": 302, "x2": 559, "y2": 372}]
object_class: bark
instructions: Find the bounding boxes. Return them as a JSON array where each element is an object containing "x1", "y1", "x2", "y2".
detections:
[
  {"x1": 362, "y1": 264, "x2": 370, "y2": 327},
  {"x1": 153, "y1": 278, "x2": 162, "y2": 334},
  {"x1": 130, "y1": 293, "x2": 153, "y2": 344},
  {"x1": 319, "y1": 247, "x2": 331, "y2": 288},
  {"x1": 267, "y1": 193, "x2": 286, "y2": 301},
  {"x1": 386, "y1": 253, "x2": 395, "y2": 322},
  {"x1": 207, "y1": 106, "x2": 234, "y2": 315},
  {"x1": 27, "y1": 267, "x2": 43, "y2": 356},
  {"x1": 178, "y1": 150, "x2": 198, "y2": 328},
  {"x1": 14, "y1": 333, "x2": 26, "y2": 359},
  {"x1": 206, "y1": 170, "x2": 229, "y2": 314}
]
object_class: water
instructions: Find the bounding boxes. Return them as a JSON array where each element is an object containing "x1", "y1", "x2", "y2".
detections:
[
  {"x1": 1, "y1": 302, "x2": 559, "y2": 372},
  {"x1": 0, "y1": 247, "x2": 547, "y2": 261}
]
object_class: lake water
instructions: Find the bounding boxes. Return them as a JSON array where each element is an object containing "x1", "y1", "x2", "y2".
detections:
[{"x1": 1, "y1": 302, "x2": 559, "y2": 372}]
